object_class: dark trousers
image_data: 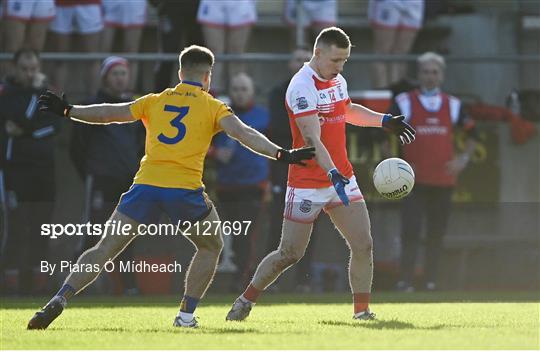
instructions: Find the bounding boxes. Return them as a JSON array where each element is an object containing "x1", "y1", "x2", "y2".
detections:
[
  {"x1": 400, "y1": 184, "x2": 453, "y2": 284},
  {"x1": 154, "y1": 0, "x2": 203, "y2": 92},
  {"x1": 216, "y1": 186, "x2": 264, "y2": 289},
  {"x1": 76, "y1": 174, "x2": 137, "y2": 291},
  {"x1": 266, "y1": 186, "x2": 316, "y2": 287},
  {"x1": 2, "y1": 164, "x2": 55, "y2": 294}
]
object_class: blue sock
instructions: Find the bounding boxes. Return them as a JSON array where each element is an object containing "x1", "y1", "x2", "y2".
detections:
[
  {"x1": 55, "y1": 284, "x2": 76, "y2": 301},
  {"x1": 180, "y1": 295, "x2": 199, "y2": 314}
]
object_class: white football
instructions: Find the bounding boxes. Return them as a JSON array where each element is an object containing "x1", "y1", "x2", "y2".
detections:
[{"x1": 373, "y1": 158, "x2": 415, "y2": 200}]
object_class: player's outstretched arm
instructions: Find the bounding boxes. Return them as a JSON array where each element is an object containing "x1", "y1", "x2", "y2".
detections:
[
  {"x1": 345, "y1": 102, "x2": 416, "y2": 144},
  {"x1": 345, "y1": 102, "x2": 387, "y2": 127},
  {"x1": 38, "y1": 90, "x2": 137, "y2": 124},
  {"x1": 219, "y1": 114, "x2": 315, "y2": 165}
]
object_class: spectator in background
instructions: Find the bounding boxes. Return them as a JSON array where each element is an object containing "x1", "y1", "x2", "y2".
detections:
[
  {"x1": 368, "y1": 0, "x2": 424, "y2": 88},
  {"x1": 284, "y1": 0, "x2": 337, "y2": 47},
  {"x1": 197, "y1": 0, "x2": 257, "y2": 94},
  {"x1": 0, "y1": 49, "x2": 61, "y2": 295},
  {"x1": 151, "y1": 0, "x2": 203, "y2": 92},
  {"x1": 213, "y1": 73, "x2": 269, "y2": 291},
  {"x1": 100, "y1": 0, "x2": 147, "y2": 92},
  {"x1": 389, "y1": 52, "x2": 478, "y2": 292},
  {"x1": 266, "y1": 47, "x2": 317, "y2": 292},
  {"x1": 49, "y1": 0, "x2": 104, "y2": 95},
  {"x1": 0, "y1": 0, "x2": 55, "y2": 78},
  {"x1": 70, "y1": 56, "x2": 143, "y2": 295}
]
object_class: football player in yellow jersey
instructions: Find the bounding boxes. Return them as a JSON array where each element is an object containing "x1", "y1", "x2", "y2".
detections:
[{"x1": 28, "y1": 45, "x2": 315, "y2": 329}]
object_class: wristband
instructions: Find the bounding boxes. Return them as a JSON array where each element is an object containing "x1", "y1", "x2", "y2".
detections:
[
  {"x1": 382, "y1": 114, "x2": 392, "y2": 126},
  {"x1": 327, "y1": 168, "x2": 338, "y2": 179}
]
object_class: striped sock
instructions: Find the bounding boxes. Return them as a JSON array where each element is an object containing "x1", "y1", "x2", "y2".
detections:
[{"x1": 353, "y1": 292, "x2": 370, "y2": 314}]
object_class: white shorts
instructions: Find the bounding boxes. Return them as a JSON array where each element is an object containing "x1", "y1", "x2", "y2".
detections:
[
  {"x1": 368, "y1": 0, "x2": 424, "y2": 30},
  {"x1": 284, "y1": 0, "x2": 337, "y2": 27},
  {"x1": 1, "y1": 0, "x2": 55, "y2": 22},
  {"x1": 103, "y1": 0, "x2": 147, "y2": 28},
  {"x1": 284, "y1": 176, "x2": 364, "y2": 224},
  {"x1": 197, "y1": 0, "x2": 257, "y2": 28},
  {"x1": 49, "y1": 4, "x2": 103, "y2": 34}
]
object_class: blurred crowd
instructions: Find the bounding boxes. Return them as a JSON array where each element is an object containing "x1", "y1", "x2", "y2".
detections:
[
  {"x1": 0, "y1": 0, "x2": 536, "y2": 296},
  {"x1": 0, "y1": 0, "x2": 439, "y2": 94}
]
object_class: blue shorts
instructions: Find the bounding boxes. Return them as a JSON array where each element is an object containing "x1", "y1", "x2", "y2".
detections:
[{"x1": 117, "y1": 184, "x2": 213, "y2": 225}]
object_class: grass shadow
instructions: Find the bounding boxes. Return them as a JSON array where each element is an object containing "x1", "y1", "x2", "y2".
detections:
[
  {"x1": 201, "y1": 327, "x2": 260, "y2": 334},
  {"x1": 51, "y1": 326, "x2": 167, "y2": 333},
  {"x1": 319, "y1": 319, "x2": 448, "y2": 330},
  {"x1": 50, "y1": 326, "x2": 260, "y2": 334}
]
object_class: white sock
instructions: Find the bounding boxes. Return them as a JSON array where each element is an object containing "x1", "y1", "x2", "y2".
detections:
[
  {"x1": 239, "y1": 295, "x2": 254, "y2": 305},
  {"x1": 178, "y1": 311, "x2": 193, "y2": 321},
  {"x1": 355, "y1": 309, "x2": 370, "y2": 316}
]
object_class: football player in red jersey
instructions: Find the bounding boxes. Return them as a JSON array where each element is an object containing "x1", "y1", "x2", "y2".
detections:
[{"x1": 226, "y1": 27, "x2": 415, "y2": 322}]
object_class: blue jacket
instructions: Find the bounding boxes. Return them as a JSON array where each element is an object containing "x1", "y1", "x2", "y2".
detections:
[{"x1": 213, "y1": 104, "x2": 269, "y2": 186}]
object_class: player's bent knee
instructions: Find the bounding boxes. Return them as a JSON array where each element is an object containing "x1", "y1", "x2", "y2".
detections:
[
  {"x1": 209, "y1": 238, "x2": 224, "y2": 255},
  {"x1": 278, "y1": 247, "x2": 305, "y2": 267},
  {"x1": 195, "y1": 236, "x2": 223, "y2": 255},
  {"x1": 350, "y1": 237, "x2": 373, "y2": 254},
  {"x1": 197, "y1": 246, "x2": 222, "y2": 262}
]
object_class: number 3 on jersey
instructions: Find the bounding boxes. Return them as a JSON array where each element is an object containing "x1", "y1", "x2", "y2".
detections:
[{"x1": 158, "y1": 105, "x2": 189, "y2": 144}]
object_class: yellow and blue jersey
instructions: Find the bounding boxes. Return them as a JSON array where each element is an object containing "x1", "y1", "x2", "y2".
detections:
[{"x1": 129, "y1": 81, "x2": 233, "y2": 189}]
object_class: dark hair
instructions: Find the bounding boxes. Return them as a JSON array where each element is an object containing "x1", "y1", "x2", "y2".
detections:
[
  {"x1": 13, "y1": 48, "x2": 40, "y2": 63},
  {"x1": 179, "y1": 45, "x2": 214, "y2": 71},
  {"x1": 314, "y1": 27, "x2": 351, "y2": 49}
]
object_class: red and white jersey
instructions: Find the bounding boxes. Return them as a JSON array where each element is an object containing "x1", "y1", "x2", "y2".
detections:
[
  {"x1": 397, "y1": 90, "x2": 460, "y2": 186},
  {"x1": 285, "y1": 63, "x2": 352, "y2": 188}
]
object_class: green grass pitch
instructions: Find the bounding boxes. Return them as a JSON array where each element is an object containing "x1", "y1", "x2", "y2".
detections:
[{"x1": 2, "y1": 292, "x2": 539, "y2": 349}]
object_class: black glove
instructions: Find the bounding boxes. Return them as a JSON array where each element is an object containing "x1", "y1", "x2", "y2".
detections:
[
  {"x1": 328, "y1": 168, "x2": 350, "y2": 206},
  {"x1": 39, "y1": 90, "x2": 72, "y2": 117},
  {"x1": 276, "y1": 146, "x2": 315, "y2": 166},
  {"x1": 382, "y1": 114, "x2": 416, "y2": 144}
]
